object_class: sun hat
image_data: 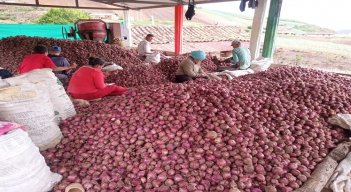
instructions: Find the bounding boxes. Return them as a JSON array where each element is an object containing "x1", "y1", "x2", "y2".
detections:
[
  {"x1": 50, "y1": 45, "x2": 62, "y2": 52},
  {"x1": 191, "y1": 50, "x2": 206, "y2": 60}
]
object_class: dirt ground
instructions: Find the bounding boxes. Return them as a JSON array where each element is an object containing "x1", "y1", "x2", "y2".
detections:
[
  {"x1": 274, "y1": 48, "x2": 351, "y2": 75},
  {"x1": 273, "y1": 35, "x2": 351, "y2": 75}
]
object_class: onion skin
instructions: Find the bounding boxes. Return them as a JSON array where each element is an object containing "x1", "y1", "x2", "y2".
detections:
[{"x1": 38, "y1": 65, "x2": 351, "y2": 191}]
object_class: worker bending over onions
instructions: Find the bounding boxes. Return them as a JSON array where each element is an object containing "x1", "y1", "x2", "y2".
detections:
[
  {"x1": 175, "y1": 50, "x2": 208, "y2": 83},
  {"x1": 217, "y1": 40, "x2": 251, "y2": 71},
  {"x1": 67, "y1": 57, "x2": 128, "y2": 100},
  {"x1": 18, "y1": 45, "x2": 77, "y2": 74}
]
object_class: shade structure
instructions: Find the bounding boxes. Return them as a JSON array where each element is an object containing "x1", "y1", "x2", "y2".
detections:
[{"x1": 0, "y1": 0, "x2": 239, "y2": 10}]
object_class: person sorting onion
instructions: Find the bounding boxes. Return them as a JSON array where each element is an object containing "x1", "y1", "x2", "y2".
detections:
[
  {"x1": 18, "y1": 45, "x2": 77, "y2": 74},
  {"x1": 67, "y1": 57, "x2": 128, "y2": 100},
  {"x1": 48, "y1": 45, "x2": 76, "y2": 85},
  {"x1": 217, "y1": 40, "x2": 251, "y2": 71},
  {"x1": 137, "y1": 34, "x2": 169, "y2": 64},
  {"x1": 175, "y1": 50, "x2": 208, "y2": 83}
]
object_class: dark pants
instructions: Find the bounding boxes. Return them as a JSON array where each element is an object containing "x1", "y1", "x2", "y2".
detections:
[
  {"x1": 55, "y1": 74, "x2": 69, "y2": 86},
  {"x1": 175, "y1": 75, "x2": 194, "y2": 83},
  {"x1": 0, "y1": 69, "x2": 13, "y2": 79}
]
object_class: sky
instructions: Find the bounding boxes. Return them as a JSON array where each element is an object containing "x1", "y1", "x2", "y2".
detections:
[{"x1": 199, "y1": 0, "x2": 351, "y2": 31}]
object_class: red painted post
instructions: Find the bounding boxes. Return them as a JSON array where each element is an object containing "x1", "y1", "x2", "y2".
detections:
[{"x1": 174, "y1": 5, "x2": 184, "y2": 55}]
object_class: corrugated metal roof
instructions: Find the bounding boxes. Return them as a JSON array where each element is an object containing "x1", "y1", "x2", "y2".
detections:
[
  {"x1": 0, "y1": 0, "x2": 240, "y2": 10},
  {"x1": 90, "y1": 0, "x2": 239, "y2": 10}
]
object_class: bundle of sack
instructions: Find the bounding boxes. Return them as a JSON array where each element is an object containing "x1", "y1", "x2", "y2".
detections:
[
  {"x1": 0, "y1": 121, "x2": 62, "y2": 192},
  {"x1": 0, "y1": 69, "x2": 76, "y2": 150},
  {"x1": 208, "y1": 58, "x2": 273, "y2": 80}
]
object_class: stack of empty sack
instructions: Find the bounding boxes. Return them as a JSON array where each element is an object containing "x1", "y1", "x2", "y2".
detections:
[
  {"x1": 0, "y1": 68, "x2": 76, "y2": 150},
  {"x1": 208, "y1": 58, "x2": 273, "y2": 80},
  {"x1": 0, "y1": 69, "x2": 76, "y2": 191},
  {"x1": 0, "y1": 121, "x2": 62, "y2": 192}
]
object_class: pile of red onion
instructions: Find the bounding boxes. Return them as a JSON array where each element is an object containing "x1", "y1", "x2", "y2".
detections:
[
  {"x1": 105, "y1": 64, "x2": 169, "y2": 87},
  {"x1": 43, "y1": 67, "x2": 351, "y2": 192},
  {"x1": 105, "y1": 55, "x2": 229, "y2": 87},
  {"x1": 0, "y1": 36, "x2": 142, "y2": 73},
  {"x1": 0, "y1": 36, "x2": 229, "y2": 86}
]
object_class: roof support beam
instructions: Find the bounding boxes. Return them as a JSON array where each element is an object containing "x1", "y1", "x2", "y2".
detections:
[
  {"x1": 169, "y1": 0, "x2": 185, "y2": 3},
  {"x1": 90, "y1": 0, "x2": 131, "y2": 9},
  {"x1": 175, "y1": 5, "x2": 184, "y2": 55},
  {"x1": 262, "y1": 0, "x2": 283, "y2": 58},
  {"x1": 124, "y1": 9, "x2": 133, "y2": 47},
  {"x1": 111, "y1": 0, "x2": 176, "y2": 5},
  {"x1": 0, "y1": 2, "x2": 126, "y2": 10},
  {"x1": 250, "y1": 0, "x2": 270, "y2": 60},
  {"x1": 130, "y1": 0, "x2": 237, "y2": 10},
  {"x1": 1, "y1": 0, "x2": 241, "y2": 10}
]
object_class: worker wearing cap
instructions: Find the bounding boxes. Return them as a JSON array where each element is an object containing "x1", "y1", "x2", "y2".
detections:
[
  {"x1": 68, "y1": 57, "x2": 128, "y2": 100},
  {"x1": 175, "y1": 50, "x2": 208, "y2": 83},
  {"x1": 18, "y1": 45, "x2": 77, "y2": 75},
  {"x1": 218, "y1": 40, "x2": 251, "y2": 71},
  {"x1": 48, "y1": 45, "x2": 76, "y2": 85}
]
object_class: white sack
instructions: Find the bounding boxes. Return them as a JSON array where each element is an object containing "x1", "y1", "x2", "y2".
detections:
[
  {"x1": 5, "y1": 69, "x2": 76, "y2": 121},
  {"x1": 0, "y1": 129, "x2": 62, "y2": 192},
  {"x1": 328, "y1": 114, "x2": 351, "y2": 130},
  {"x1": 210, "y1": 69, "x2": 254, "y2": 81},
  {"x1": 250, "y1": 58, "x2": 273, "y2": 73},
  {"x1": 0, "y1": 78, "x2": 9, "y2": 88},
  {"x1": 329, "y1": 152, "x2": 351, "y2": 192},
  {"x1": 145, "y1": 52, "x2": 161, "y2": 64},
  {"x1": 0, "y1": 84, "x2": 62, "y2": 150},
  {"x1": 102, "y1": 63, "x2": 123, "y2": 71}
]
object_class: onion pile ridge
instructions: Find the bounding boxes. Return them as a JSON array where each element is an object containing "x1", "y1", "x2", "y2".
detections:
[{"x1": 0, "y1": 36, "x2": 143, "y2": 73}]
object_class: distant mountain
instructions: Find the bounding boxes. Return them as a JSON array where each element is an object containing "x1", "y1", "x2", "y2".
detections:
[{"x1": 337, "y1": 29, "x2": 351, "y2": 34}]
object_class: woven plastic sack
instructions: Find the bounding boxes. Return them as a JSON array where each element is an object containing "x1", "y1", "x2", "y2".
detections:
[
  {"x1": 250, "y1": 58, "x2": 273, "y2": 73},
  {"x1": 0, "y1": 129, "x2": 62, "y2": 192},
  {"x1": 5, "y1": 69, "x2": 76, "y2": 121},
  {"x1": 145, "y1": 53, "x2": 161, "y2": 64},
  {"x1": 0, "y1": 78, "x2": 9, "y2": 88},
  {"x1": 0, "y1": 83, "x2": 62, "y2": 150},
  {"x1": 0, "y1": 121, "x2": 26, "y2": 136},
  {"x1": 328, "y1": 114, "x2": 351, "y2": 130},
  {"x1": 102, "y1": 63, "x2": 123, "y2": 71}
]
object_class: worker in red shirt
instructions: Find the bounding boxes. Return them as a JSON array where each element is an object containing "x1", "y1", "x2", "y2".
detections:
[
  {"x1": 18, "y1": 45, "x2": 77, "y2": 74},
  {"x1": 67, "y1": 57, "x2": 128, "y2": 100}
]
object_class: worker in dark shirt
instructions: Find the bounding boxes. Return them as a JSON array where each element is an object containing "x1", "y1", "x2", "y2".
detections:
[{"x1": 48, "y1": 46, "x2": 76, "y2": 85}]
